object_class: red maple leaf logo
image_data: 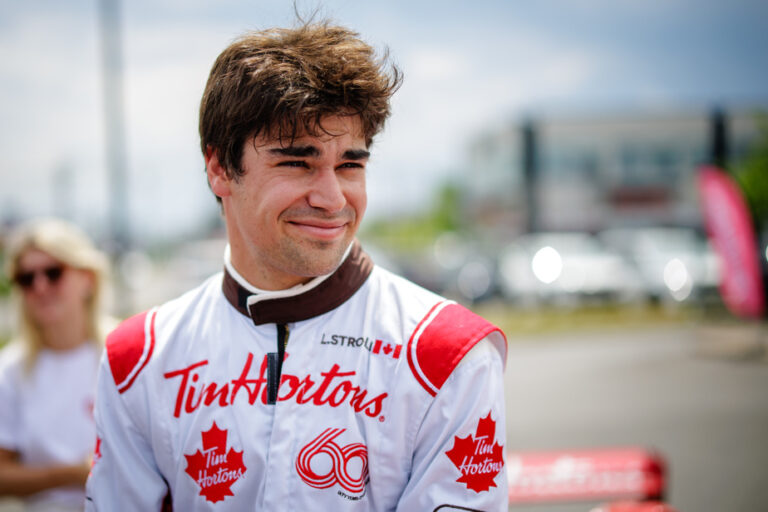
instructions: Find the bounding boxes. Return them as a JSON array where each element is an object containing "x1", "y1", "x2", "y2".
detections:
[
  {"x1": 184, "y1": 421, "x2": 247, "y2": 503},
  {"x1": 445, "y1": 412, "x2": 505, "y2": 493}
]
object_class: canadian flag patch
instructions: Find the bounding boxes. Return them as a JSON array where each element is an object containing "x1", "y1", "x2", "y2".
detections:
[
  {"x1": 445, "y1": 412, "x2": 505, "y2": 493},
  {"x1": 184, "y1": 421, "x2": 247, "y2": 503},
  {"x1": 372, "y1": 339, "x2": 401, "y2": 359}
]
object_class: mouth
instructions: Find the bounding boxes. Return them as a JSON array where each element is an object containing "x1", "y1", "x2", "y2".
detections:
[{"x1": 287, "y1": 219, "x2": 349, "y2": 240}]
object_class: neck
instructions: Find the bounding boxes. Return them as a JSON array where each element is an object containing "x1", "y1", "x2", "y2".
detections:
[
  {"x1": 222, "y1": 240, "x2": 374, "y2": 325},
  {"x1": 224, "y1": 243, "x2": 353, "y2": 293},
  {"x1": 38, "y1": 314, "x2": 89, "y2": 351}
]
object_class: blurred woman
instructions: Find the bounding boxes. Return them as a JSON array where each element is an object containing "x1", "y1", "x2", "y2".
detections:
[{"x1": 0, "y1": 218, "x2": 110, "y2": 512}]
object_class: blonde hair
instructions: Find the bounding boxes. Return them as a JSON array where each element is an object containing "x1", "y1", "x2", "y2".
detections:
[{"x1": 4, "y1": 218, "x2": 110, "y2": 370}]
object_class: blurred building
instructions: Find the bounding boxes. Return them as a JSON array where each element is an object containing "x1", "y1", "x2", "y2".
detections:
[{"x1": 465, "y1": 108, "x2": 765, "y2": 239}]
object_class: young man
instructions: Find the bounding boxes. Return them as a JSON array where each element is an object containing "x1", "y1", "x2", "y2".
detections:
[{"x1": 86, "y1": 22, "x2": 508, "y2": 511}]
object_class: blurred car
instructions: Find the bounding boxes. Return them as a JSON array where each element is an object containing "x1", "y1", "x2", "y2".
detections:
[
  {"x1": 430, "y1": 232, "x2": 499, "y2": 303},
  {"x1": 598, "y1": 227, "x2": 720, "y2": 304},
  {"x1": 390, "y1": 232, "x2": 500, "y2": 304},
  {"x1": 498, "y1": 232, "x2": 645, "y2": 306}
]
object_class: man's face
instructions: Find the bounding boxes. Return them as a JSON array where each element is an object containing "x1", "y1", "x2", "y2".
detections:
[{"x1": 208, "y1": 115, "x2": 369, "y2": 290}]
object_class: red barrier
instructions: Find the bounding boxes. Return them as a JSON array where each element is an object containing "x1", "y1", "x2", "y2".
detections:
[
  {"x1": 590, "y1": 501, "x2": 678, "y2": 512},
  {"x1": 507, "y1": 447, "x2": 665, "y2": 504}
]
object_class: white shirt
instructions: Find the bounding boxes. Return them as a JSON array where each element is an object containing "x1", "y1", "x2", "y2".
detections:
[{"x1": 0, "y1": 341, "x2": 100, "y2": 511}]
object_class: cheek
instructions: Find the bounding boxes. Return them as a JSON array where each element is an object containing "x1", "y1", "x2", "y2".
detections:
[
  {"x1": 242, "y1": 178, "x2": 301, "y2": 215},
  {"x1": 66, "y1": 272, "x2": 95, "y2": 301},
  {"x1": 349, "y1": 180, "x2": 367, "y2": 217}
]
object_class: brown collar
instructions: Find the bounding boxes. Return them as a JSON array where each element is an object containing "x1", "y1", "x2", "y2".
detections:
[{"x1": 222, "y1": 241, "x2": 374, "y2": 325}]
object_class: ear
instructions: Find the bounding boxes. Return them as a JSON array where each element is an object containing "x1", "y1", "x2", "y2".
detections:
[{"x1": 205, "y1": 146, "x2": 233, "y2": 198}]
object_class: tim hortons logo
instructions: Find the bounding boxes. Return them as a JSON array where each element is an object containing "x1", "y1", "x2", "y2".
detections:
[
  {"x1": 296, "y1": 428, "x2": 369, "y2": 496},
  {"x1": 445, "y1": 412, "x2": 505, "y2": 493},
  {"x1": 163, "y1": 352, "x2": 388, "y2": 419},
  {"x1": 184, "y1": 421, "x2": 246, "y2": 503}
]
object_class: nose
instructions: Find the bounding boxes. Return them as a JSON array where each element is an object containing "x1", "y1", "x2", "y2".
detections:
[
  {"x1": 307, "y1": 168, "x2": 346, "y2": 213},
  {"x1": 28, "y1": 273, "x2": 53, "y2": 295}
]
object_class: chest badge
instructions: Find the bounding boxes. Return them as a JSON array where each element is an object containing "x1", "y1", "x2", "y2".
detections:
[
  {"x1": 184, "y1": 421, "x2": 247, "y2": 503},
  {"x1": 445, "y1": 412, "x2": 505, "y2": 493}
]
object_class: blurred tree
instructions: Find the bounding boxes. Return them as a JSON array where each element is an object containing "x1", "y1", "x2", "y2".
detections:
[
  {"x1": 432, "y1": 183, "x2": 462, "y2": 233},
  {"x1": 363, "y1": 182, "x2": 464, "y2": 252},
  {"x1": 734, "y1": 112, "x2": 768, "y2": 231},
  {"x1": 0, "y1": 248, "x2": 9, "y2": 298}
]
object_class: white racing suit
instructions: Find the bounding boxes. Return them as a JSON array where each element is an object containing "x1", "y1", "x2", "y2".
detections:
[{"x1": 86, "y1": 242, "x2": 508, "y2": 511}]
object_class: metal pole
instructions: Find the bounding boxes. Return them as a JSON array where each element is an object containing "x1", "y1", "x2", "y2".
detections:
[
  {"x1": 99, "y1": 0, "x2": 131, "y2": 313},
  {"x1": 710, "y1": 106, "x2": 729, "y2": 169},
  {"x1": 522, "y1": 119, "x2": 538, "y2": 233},
  {"x1": 53, "y1": 161, "x2": 74, "y2": 221}
]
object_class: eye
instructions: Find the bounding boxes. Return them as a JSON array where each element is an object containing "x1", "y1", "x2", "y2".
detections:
[
  {"x1": 337, "y1": 162, "x2": 365, "y2": 169},
  {"x1": 278, "y1": 160, "x2": 309, "y2": 168}
]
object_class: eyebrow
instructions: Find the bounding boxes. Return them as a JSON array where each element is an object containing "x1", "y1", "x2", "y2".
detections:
[
  {"x1": 343, "y1": 149, "x2": 371, "y2": 160},
  {"x1": 268, "y1": 146, "x2": 370, "y2": 160}
]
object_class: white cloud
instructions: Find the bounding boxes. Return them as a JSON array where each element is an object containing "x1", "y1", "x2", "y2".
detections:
[
  {"x1": 406, "y1": 48, "x2": 471, "y2": 82},
  {"x1": 0, "y1": 5, "x2": 606, "y2": 231},
  {"x1": 2, "y1": 0, "x2": 764, "y2": 236},
  {"x1": 0, "y1": 7, "x2": 104, "y2": 228}
]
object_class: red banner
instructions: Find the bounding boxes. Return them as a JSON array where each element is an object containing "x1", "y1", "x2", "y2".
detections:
[{"x1": 698, "y1": 166, "x2": 765, "y2": 318}]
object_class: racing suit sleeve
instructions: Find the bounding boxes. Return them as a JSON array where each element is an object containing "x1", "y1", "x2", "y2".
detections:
[
  {"x1": 397, "y1": 335, "x2": 508, "y2": 512},
  {"x1": 85, "y1": 354, "x2": 168, "y2": 511}
]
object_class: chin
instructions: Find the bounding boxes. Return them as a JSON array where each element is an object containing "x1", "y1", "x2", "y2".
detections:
[
  {"x1": 301, "y1": 260, "x2": 341, "y2": 278},
  {"x1": 27, "y1": 307, "x2": 60, "y2": 325},
  {"x1": 296, "y1": 249, "x2": 347, "y2": 277}
]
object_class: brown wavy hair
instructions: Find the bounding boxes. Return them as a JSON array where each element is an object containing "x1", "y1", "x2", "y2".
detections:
[{"x1": 199, "y1": 21, "x2": 402, "y2": 180}]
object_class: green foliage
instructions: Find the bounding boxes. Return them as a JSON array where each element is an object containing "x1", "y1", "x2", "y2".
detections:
[
  {"x1": 362, "y1": 182, "x2": 463, "y2": 252},
  {"x1": 432, "y1": 183, "x2": 462, "y2": 233},
  {"x1": 0, "y1": 250, "x2": 9, "y2": 298},
  {"x1": 734, "y1": 112, "x2": 768, "y2": 230}
]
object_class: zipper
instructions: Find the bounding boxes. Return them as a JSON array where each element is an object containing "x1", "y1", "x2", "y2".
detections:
[{"x1": 267, "y1": 323, "x2": 290, "y2": 404}]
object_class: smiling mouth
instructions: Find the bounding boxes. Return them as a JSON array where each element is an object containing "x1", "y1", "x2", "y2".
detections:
[{"x1": 288, "y1": 220, "x2": 348, "y2": 240}]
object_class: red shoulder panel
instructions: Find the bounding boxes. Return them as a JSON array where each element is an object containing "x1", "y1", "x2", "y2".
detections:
[
  {"x1": 407, "y1": 301, "x2": 503, "y2": 396},
  {"x1": 106, "y1": 310, "x2": 156, "y2": 394}
]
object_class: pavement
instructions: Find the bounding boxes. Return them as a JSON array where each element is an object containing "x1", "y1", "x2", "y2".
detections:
[{"x1": 504, "y1": 321, "x2": 768, "y2": 512}]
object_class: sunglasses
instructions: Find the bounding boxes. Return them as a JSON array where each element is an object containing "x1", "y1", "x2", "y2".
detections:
[{"x1": 13, "y1": 265, "x2": 66, "y2": 290}]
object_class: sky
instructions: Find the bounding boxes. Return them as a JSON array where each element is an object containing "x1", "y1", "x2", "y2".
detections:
[{"x1": 1, "y1": 0, "x2": 767, "y2": 245}]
